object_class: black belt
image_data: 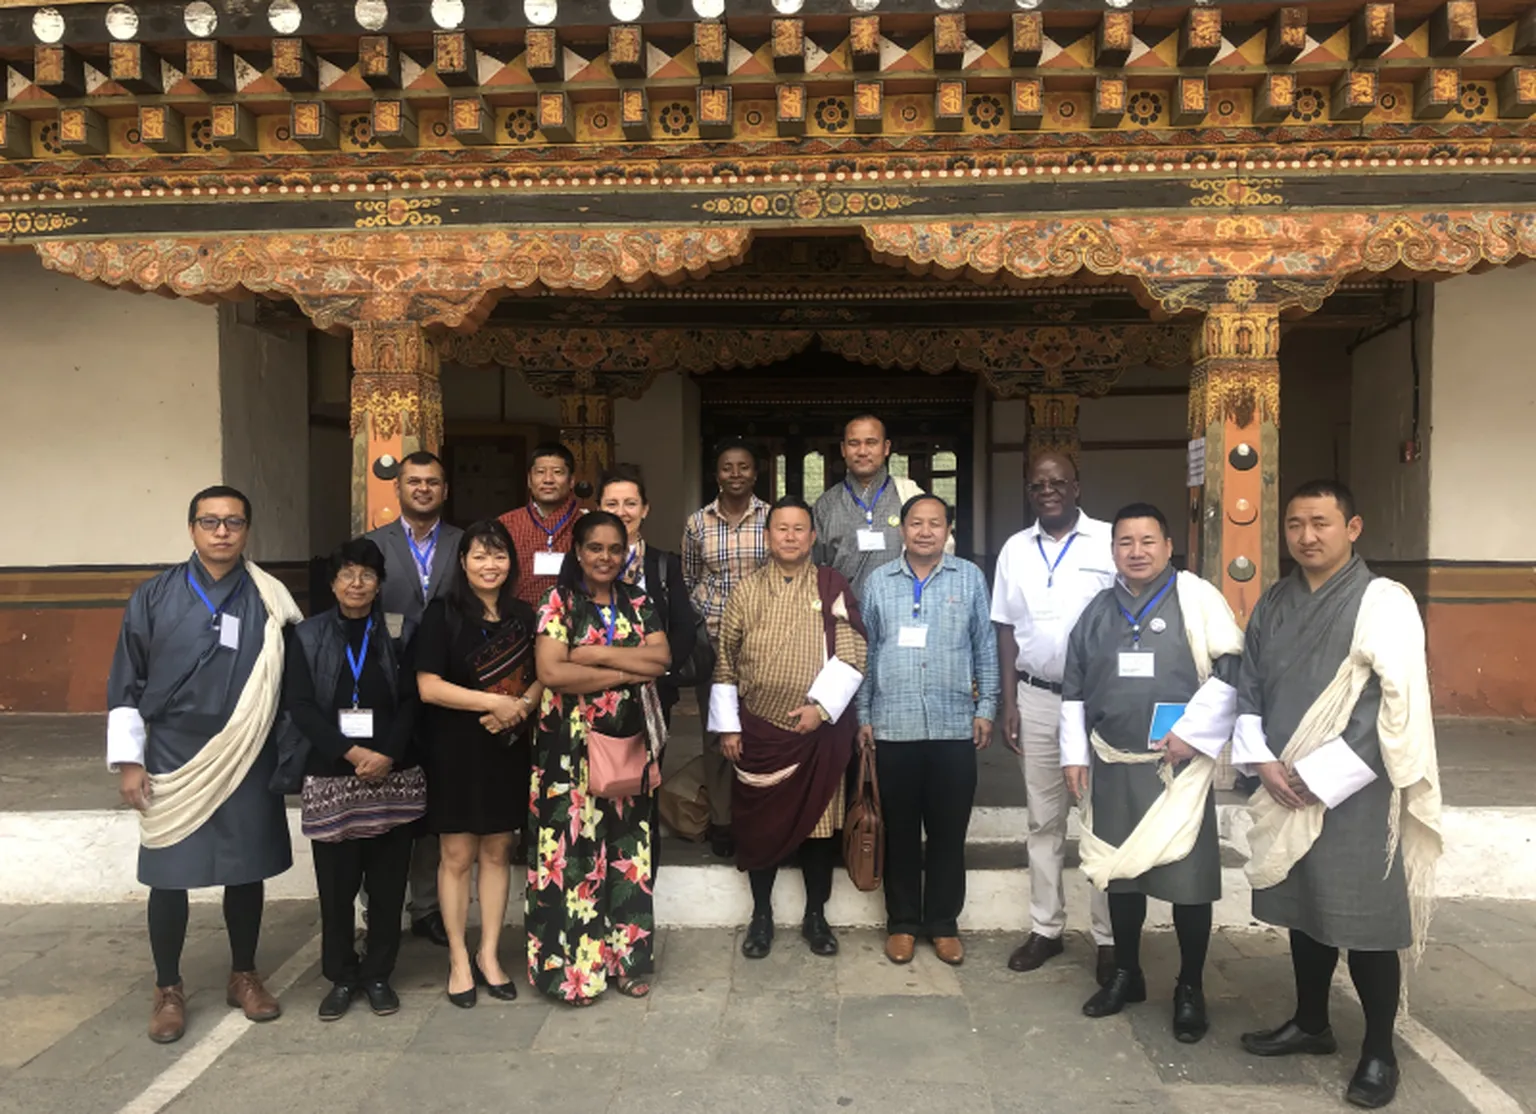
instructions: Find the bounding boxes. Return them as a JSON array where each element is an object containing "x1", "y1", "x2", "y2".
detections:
[{"x1": 1020, "y1": 671, "x2": 1063, "y2": 696}]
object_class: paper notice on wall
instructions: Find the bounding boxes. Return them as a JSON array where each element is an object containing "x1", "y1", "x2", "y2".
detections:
[{"x1": 1187, "y1": 438, "x2": 1207, "y2": 488}]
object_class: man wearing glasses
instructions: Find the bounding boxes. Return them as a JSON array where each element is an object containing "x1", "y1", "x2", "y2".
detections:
[
  {"x1": 990, "y1": 453, "x2": 1117, "y2": 982},
  {"x1": 364, "y1": 450, "x2": 461, "y2": 948},
  {"x1": 107, "y1": 486, "x2": 302, "y2": 1044}
]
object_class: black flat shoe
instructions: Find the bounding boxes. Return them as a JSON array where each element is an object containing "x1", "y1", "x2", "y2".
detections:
[
  {"x1": 471, "y1": 958, "x2": 518, "y2": 1001},
  {"x1": 411, "y1": 912, "x2": 449, "y2": 948},
  {"x1": 741, "y1": 912, "x2": 774, "y2": 959},
  {"x1": 1172, "y1": 982, "x2": 1208, "y2": 1044},
  {"x1": 1240, "y1": 1020, "x2": 1339, "y2": 1058},
  {"x1": 318, "y1": 982, "x2": 357, "y2": 1021},
  {"x1": 446, "y1": 970, "x2": 476, "y2": 1009},
  {"x1": 709, "y1": 826, "x2": 736, "y2": 859},
  {"x1": 1082, "y1": 969, "x2": 1147, "y2": 1018},
  {"x1": 801, "y1": 911, "x2": 838, "y2": 957},
  {"x1": 1346, "y1": 1055, "x2": 1400, "y2": 1109},
  {"x1": 362, "y1": 979, "x2": 399, "y2": 1016}
]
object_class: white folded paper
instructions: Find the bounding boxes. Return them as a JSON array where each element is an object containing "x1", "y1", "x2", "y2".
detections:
[
  {"x1": 1293, "y1": 737, "x2": 1378, "y2": 809},
  {"x1": 806, "y1": 657, "x2": 864, "y2": 724}
]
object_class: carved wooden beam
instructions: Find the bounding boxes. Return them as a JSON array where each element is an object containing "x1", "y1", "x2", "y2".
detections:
[
  {"x1": 1429, "y1": 1, "x2": 1480, "y2": 58},
  {"x1": 434, "y1": 31, "x2": 476, "y2": 87},
  {"x1": 1266, "y1": 7, "x2": 1308, "y2": 65}
]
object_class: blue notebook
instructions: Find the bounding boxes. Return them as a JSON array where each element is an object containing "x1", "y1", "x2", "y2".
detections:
[{"x1": 1149, "y1": 703, "x2": 1188, "y2": 745}]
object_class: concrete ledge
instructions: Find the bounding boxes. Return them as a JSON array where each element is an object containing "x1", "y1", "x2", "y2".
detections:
[{"x1": 3, "y1": 806, "x2": 1531, "y2": 928}]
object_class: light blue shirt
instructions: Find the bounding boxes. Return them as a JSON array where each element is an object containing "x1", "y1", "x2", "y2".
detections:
[{"x1": 856, "y1": 553, "x2": 1000, "y2": 741}]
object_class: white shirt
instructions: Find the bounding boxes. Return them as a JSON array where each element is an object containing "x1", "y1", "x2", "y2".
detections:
[{"x1": 990, "y1": 511, "x2": 1115, "y2": 683}]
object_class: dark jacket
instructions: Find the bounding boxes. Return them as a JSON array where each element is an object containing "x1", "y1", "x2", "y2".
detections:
[
  {"x1": 282, "y1": 605, "x2": 419, "y2": 778},
  {"x1": 642, "y1": 545, "x2": 700, "y2": 709}
]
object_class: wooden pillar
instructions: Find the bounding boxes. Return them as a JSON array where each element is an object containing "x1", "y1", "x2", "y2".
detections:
[
  {"x1": 1187, "y1": 302, "x2": 1280, "y2": 624},
  {"x1": 557, "y1": 390, "x2": 614, "y2": 501},
  {"x1": 349, "y1": 322, "x2": 442, "y2": 537},
  {"x1": 1025, "y1": 391, "x2": 1081, "y2": 466}
]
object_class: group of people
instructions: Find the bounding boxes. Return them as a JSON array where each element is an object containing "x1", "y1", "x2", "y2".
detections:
[{"x1": 106, "y1": 415, "x2": 1440, "y2": 1110}]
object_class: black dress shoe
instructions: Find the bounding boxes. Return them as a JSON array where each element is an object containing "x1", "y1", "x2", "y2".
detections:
[
  {"x1": 1082, "y1": 969, "x2": 1147, "y2": 1018},
  {"x1": 741, "y1": 912, "x2": 774, "y2": 959},
  {"x1": 801, "y1": 912, "x2": 838, "y2": 957},
  {"x1": 709, "y1": 827, "x2": 736, "y2": 859},
  {"x1": 1240, "y1": 1020, "x2": 1339, "y2": 1057},
  {"x1": 318, "y1": 982, "x2": 358, "y2": 1021},
  {"x1": 1346, "y1": 1055, "x2": 1400, "y2": 1109},
  {"x1": 1172, "y1": 982, "x2": 1208, "y2": 1043},
  {"x1": 362, "y1": 979, "x2": 399, "y2": 1016},
  {"x1": 446, "y1": 970, "x2": 476, "y2": 1009},
  {"x1": 471, "y1": 958, "x2": 518, "y2": 1001},
  {"x1": 1096, "y1": 945, "x2": 1116, "y2": 988},
  {"x1": 1007, "y1": 933, "x2": 1065, "y2": 972},
  {"x1": 411, "y1": 911, "x2": 449, "y2": 948}
]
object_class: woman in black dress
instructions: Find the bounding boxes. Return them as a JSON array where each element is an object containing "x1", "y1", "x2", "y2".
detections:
[{"x1": 416, "y1": 520, "x2": 543, "y2": 1008}]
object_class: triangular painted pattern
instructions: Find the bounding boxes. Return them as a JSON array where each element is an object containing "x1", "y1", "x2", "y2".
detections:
[{"x1": 1463, "y1": 20, "x2": 1513, "y2": 58}]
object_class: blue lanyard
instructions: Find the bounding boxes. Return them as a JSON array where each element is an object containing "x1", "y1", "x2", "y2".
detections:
[
  {"x1": 344, "y1": 618, "x2": 374, "y2": 707},
  {"x1": 844, "y1": 476, "x2": 891, "y2": 526},
  {"x1": 404, "y1": 520, "x2": 440, "y2": 593},
  {"x1": 186, "y1": 567, "x2": 244, "y2": 630},
  {"x1": 621, "y1": 546, "x2": 640, "y2": 582},
  {"x1": 597, "y1": 603, "x2": 618, "y2": 645},
  {"x1": 1116, "y1": 578, "x2": 1175, "y2": 648},
  {"x1": 528, "y1": 501, "x2": 577, "y2": 548},
  {"x1": 910, "y1": 561, "x2": 939, "y2": 618},
  {"x1": 1036, "y1": 532, "x2": 1078, "y2": 589}
]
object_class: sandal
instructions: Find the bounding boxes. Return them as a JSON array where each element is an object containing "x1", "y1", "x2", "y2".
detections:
[
  {"x1": 615, "y1": 976, "x2": 651, "y2": 999},
  {"x1": 568, "y1": 995, "x2": 596, "y2": 1008}
]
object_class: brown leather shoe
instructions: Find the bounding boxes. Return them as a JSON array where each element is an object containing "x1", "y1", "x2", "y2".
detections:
[
  {"x1": 933, "y1": 937, "x2": 965, "y2": 966},
  {"x1": 226, "y1": 970, "x2": 281, "y2": 1022},
  {"x1": 1096, "y1": 945, "x2": 1116, "y2": 988},
  {"x1": 884, "y1": 934, "x2": 916, "y2": 964},
  {"x1": 148, "y1": 983, "x2": 186, "y2": 1044},
  {"x1": 1007, "y1": 932, "x2": 1065, "y2": 972}
]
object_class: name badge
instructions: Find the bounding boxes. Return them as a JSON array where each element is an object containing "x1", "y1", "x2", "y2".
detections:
[
  {"x1": 1031, "y1": 601, "x2": 1061, "y2": 624},
  {"x1": 857, "y1": 529, "x2": 887, "y2": 552},
  {"x1": 533, "y1": 550, "x2": 564, "y2": 576},
  {"x1": 1118, "y1": 651, "x2": 1155, "y2": 679},
  {"x1": 384, "y1": 612, "x2": 405, "y2": 640},
  {"x1": 217, "y1": 613, "x2": 240, "y2": 650},
  {"x1": 898, "y1": 625, "x2": 928, "y2": 649},
  {"x1": 338, "y1": 708, "x2": 375, "y2": 739}
]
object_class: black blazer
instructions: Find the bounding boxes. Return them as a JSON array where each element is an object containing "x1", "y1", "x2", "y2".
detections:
[{"x1": 641, "y1": 545, "x2": 699, "y2": 707}]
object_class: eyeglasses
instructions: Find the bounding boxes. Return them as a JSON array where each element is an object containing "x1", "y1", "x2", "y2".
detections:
[
  {"x1": 1027, "y1": 480, "x2": 1072, "y2": 496},
  {"x1": 193, "y1": 516, "x2": 248, "y2": 532},
  {"x1": 335, "y1": 569, "x2": 380, "y2": 586}
]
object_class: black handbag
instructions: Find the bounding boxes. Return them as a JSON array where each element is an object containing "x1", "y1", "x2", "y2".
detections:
[
  {"x1": 654, "y1": 550, "x2": 716, "y2": 686},
  {"x1": 267, "y1": 711, "x2": 311, "y2": 796}
]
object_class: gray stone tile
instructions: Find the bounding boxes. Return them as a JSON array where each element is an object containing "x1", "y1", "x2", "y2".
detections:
[
  {"x1": 834, "y1": 931, "x2": 963, "y2": 998},
  {"x1": 1404, "y1": 943, "x2": 1536, "y2": 1011},
  {"x1": 715, "y1": 991, "x2": 840, "y2": 1077},
  {"x1": 1399, "y1": 1007, "x2": 1536, "y2": 1113},
  {"x1": 364, "y1": 1052, "x2": 612, "y2": 1114},
  {"x1": 602, "y1": 1072, "x2": 826, "y2": 1114},
  {"x1": 836, "y1": 995, "x2": 982, "y2": 1083},
  {"x1": 821, "y1": 1074, "x2": 995, "y2": 1113},
  {"x1": 403, "y1": 996, "x2": 552, "y2": 1055},
  {"x1": 165, "y1": 1050, "x2": 394, "y2": 1114},
  {"x1": 729, "y1": 929, "x2": 841, "y2": 995},
  {"x1": 530, "y1": 993, "x2": 644, "y2": 1054}
]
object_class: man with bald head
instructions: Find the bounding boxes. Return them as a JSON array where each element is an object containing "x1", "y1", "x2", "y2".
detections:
[{"x1": 991, "y1": 452, "x2": 1117, "y2": 980}]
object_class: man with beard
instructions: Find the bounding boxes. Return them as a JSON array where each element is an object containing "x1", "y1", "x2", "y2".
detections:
[
  {"x1": 365, "y1": 450, "x2": 462, "y2": 947},
  {"x1": 991, "y1": 452, "x2": 1116, "y2": 981},
  {"x1": 499, "y1": 442, "x2": 585, "y2": 608}
]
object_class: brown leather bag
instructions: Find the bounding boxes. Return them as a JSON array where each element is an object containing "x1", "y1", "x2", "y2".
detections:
[{"x1": 843, "y1": 745, "x2": 884, "y2": 892}]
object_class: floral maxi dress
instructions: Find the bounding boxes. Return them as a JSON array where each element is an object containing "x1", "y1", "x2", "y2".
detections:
[{"x1": 528, "y1": 584, "x2": 657, "y2": 1002}]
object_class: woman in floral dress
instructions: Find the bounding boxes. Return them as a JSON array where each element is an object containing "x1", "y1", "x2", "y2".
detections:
[{"x1": 531, "y1": 511, "x2": 672, "y2": 1004}]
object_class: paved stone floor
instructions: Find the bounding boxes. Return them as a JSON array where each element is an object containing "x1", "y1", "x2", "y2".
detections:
[{"x1": 0, "y1": 899, "x2": 1532, "y2": 1114}]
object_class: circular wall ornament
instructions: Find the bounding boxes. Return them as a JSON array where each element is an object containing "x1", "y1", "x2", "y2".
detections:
[
  {"x1": 32, "y1": 8, "x2": 66, "y2": 43},
  {"x1": 935, "y1": 0, "x2": 964, "y2": 9},
  {"x1": 430, "y1": 0, "x2": 464, "y2": 28},
  {"x1": 692, "y1": 0, "x2": 724, "y2": 16},
  {"x1": 610, "y1": 0, "x2": 642, "y2": 19},
  {"x1": 1229, "y1": 442, "x2": 1257, "y2": 470},
  {"x1": 106, "y1": 5, "x2": 139, "y2": 40},
  {"x1": 184, "y1": 0, "x2": 218, "y2": 36},
  {"x1": 1228, "y1": 497, "x2": 1258, "y2": 526},
  {"x1": 354, "y1": 0, "x2": 388, "y2": 31},
  {"x1": 373, "y1": 454, "x2": 401, "y2": 481},
  {"x1": 525, "y1": 0, "x2": 558, "y2": 25},
  {"x1": 851, "y1": 0, "x2": 880, "y2": 10},
  {"x1": 268, "y1": 0, "x2": 301, "y2": 32},
  {"x1": 1015, "y1": 0, "x2": 1041, "y2": 8},
  {"x1": 772, "y1": 0, "x2": 804, "y2": 13},
  {"x1": 1227, "y1": 556, "x2": 1256, "y2": 582}
]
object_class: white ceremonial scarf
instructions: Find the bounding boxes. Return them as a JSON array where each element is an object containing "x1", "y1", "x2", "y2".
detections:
[
  {"x1": 1243, "y1": 577, "x2": 1442, "y2": 960},
  {"x1": 1078, "y1": 571, "x2": 1245, "y2": 890},
  {"x1": 139, "y1": 559, "x2": 302, "y2": 849}
]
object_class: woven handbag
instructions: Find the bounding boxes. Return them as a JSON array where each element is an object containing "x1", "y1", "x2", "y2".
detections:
[{"x1": 842, "y1": 745, "x2": 884, "y2": 892}]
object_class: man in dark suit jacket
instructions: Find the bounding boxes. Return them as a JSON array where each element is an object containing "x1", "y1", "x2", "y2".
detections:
[{"x1": 364, "y1": 450, "x2": 462, "y2": 948}]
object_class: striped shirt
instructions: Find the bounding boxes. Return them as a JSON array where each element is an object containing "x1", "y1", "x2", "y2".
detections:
[{"x1": 681, "y1": 495, "x2": 771, "y2": 640}]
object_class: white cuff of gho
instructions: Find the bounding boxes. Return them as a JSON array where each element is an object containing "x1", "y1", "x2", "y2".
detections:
[
  {"x1": 1170, "y1": 678, "x2": 1238, "y2": 760},
  {"x1": 1059, "y1": 700, "x2": 1089, "y2": 767},
  {"x1": 1293, "y1": 738, "x2": 1379, "y2": 809},
  {"x1": 807, "y1": 657, "x2": 864, "y2": 724},
  {"x1": 106, "y1": 705, "x2": 146, "y2": 770},
  {"x1": 708, "y1": 684, "x2": 742, "y2": 734},
  {"x1": 1231, "y1": 713, "x2": 1273, "y2": 773}
]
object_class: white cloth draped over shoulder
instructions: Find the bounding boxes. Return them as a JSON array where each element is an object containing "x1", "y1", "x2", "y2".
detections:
[
  {"x1": 1074, "y1": 571, "x2": 1245, "y2": 891},
  {"x1": 138, "y1": 560, "x2": 301, "y2": 850},
  {"x1": 1243, "y1": 578, "x2": 1442, "y2": 959}
]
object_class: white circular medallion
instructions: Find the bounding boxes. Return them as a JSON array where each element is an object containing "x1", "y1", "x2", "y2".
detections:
[
  {"x1": 850, "y1": 0, "x2": 879, "y2": 11},
  {"x1": 524, "y1": 0, "x2": 557, "y2": 25},
  {"x1": 268, "y1": 0, "x2": 301, "y2": 33},
  {"x1": 1105, "y1": 0, "x2": 1133, "y2": 8},
  {"x1": 1148, "y1": 617, "x2": 1167, "y2": 634},
  {"x1": 1015, "y1": 0, "x2": 1041, "y2": 9},
  {"x1": 106, "y1": 4, "x2": 139, "y2": 40},
  {"x1": 430, "y1": 0, "x2": 464, "y2": 28},
  {"x1": 692, "y1": 0, "x2": 724, "y2": 16},
  {"x1": 354, "y1": 0, "x2": 388, "y2": 31},
  {"x1": 609, "y1": 0, "x2": 642, "y2": 20},
  {"x1": 33, "y1": 7, "x2": 66, "y2": 42},
  {"x1": 771, "y1": 0, "x2": 803, "y2": 14},
  {"x1": 934, "y1": 0, "x2": 963, "y2": 9},
  {"x1": 183, "y1": 0, "x2": 218, "y2": 36}
]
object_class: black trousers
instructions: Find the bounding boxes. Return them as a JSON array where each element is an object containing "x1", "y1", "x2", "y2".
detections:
[
  {"x1": 876, "y1": 739, "x2": 977, "y2": 938},
  {"x1": 312, "y1": 824, "x2": 413, "y2": 985}
]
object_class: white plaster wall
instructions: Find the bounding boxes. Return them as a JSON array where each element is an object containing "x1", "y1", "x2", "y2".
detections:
[
  {"x1": 0, "y1": 252, "x2": 221, "y2": 566},
  {"x1": 615, "y1": 371, "x2": 690, "y2": 551},
  {"x1": 218, "y1": 305, "x2": 311, "y2": 562},
  {"x1": 1430, "y1": 268, "x2": 1536, "y2": 560}
]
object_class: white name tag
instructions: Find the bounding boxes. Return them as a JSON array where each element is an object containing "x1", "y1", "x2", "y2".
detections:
[
  {"x1": 898, "y1": 625, "x2": 928, "y2": 649},
  {"x1": 338, "y1": 708, "x2": 375, "y2": 739},
  {"x1": 1118, "y1": 651, "x2": 1155, "y2": 679},
  {"x1": 1031, "y1": 600, "x2": 1061, "y2": 624},
  {"x1": 534, "y1": 549, "x2": 565, "y2": 576},
  {"x1": 856, "y1": 529, "x2": 887, "y2": 552},
  {"x1": 218, "y1": 613, "x2": 240, "y2": 650},
  {"x1": 384, "y1": 612, "x2": 405, "y2": 640}
]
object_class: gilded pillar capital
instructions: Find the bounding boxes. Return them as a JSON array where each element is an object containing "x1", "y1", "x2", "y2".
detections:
[{"x1": 349, "y1": 321, "x2": 444, "y2": 536}]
